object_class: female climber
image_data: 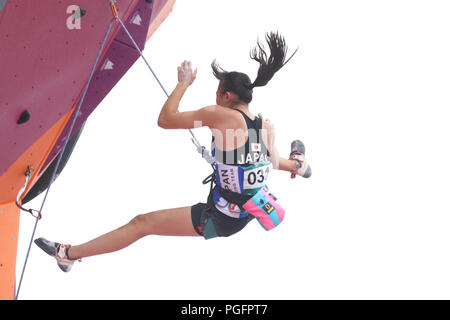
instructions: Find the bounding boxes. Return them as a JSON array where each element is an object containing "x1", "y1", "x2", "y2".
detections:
[{"x1": 34, "y1": 32, "x2": 310, "y2": 272}]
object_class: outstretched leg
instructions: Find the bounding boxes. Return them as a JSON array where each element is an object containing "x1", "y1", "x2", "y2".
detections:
[{"x1": 68, "y1": 206, "x2": 198, "y2": 260}]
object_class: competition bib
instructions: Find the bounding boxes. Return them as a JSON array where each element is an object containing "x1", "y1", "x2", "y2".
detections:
[{"x1": 215, "y1": 161, "x2": 272, "y2": 195}]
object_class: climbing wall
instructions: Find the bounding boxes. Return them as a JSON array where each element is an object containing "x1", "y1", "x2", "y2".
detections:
[
  {"x1": 0, "y1": 0, "x2": 139, "y2": 179},
  {"x1": 42, "y1": 0, "x2": 163, "y2": 172},
  {"x1": 0, "y1": 202, "x2": 20, "y2": 300},
  {"x1": 0, "y1": 0, "x2": 175, "y2": 300}
]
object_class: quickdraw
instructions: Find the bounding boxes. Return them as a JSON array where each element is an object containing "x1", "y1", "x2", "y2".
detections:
[{"x1": 15, "y1": 165, "x2": 42, "y2": 220}]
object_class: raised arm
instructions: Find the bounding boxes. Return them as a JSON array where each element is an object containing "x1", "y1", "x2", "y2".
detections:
[{"x1": 158, "y1": 61, "x2": 216, "y2": 130}]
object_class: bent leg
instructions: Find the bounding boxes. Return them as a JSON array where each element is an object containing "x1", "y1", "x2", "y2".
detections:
[{"x1": 68, "y1": 206, "x2": 198, "y2": 260}]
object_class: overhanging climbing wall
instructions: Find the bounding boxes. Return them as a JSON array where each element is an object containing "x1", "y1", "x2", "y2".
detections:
[{"x1": 0, "y1": 0, "x2": 175, "y2": 300}]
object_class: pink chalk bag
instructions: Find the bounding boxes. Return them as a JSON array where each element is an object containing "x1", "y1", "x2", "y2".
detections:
[{"x1": 242, "y1": 185, "x2": 285, "y2": 231}]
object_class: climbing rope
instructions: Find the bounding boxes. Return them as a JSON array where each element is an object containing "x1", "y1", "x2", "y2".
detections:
[{"x1": 14, "y1": 17, "x2": 116, "y2": 300}]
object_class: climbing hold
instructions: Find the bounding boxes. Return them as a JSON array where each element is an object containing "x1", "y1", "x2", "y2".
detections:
[
  {"x1": 17, "y1": 110, "x2": 31, "y2": 124},
  {"x1": 146, "y1": 0, "x2": 153, "y2": 4}
]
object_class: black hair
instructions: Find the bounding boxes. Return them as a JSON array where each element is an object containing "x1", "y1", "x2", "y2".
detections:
[{"x1": 212, "y1": 31, "x2": 297, "y2": 104}]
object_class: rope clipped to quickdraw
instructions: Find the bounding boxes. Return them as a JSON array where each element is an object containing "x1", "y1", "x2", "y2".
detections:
[
  {"x1": 108, "y1": 0, "x2": 215, "y2": 166},
  {"x1": 14, "y1": 17, "x2": 115, "y2": 300},
  {"x1": 15, "y1": 166, "x2": 42, "y2": 220}
]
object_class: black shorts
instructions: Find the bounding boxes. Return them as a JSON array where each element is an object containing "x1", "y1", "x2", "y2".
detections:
[{"x1": 191, "y1": 202, "x2": 254, "y2": 240}]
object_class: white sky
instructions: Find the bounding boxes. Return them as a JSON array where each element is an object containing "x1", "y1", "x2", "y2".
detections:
[{"x1": 16, "y1": 0, "x2": 450, "y2": 299}]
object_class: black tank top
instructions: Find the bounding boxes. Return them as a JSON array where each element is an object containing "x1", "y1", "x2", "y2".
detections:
[{"x1": 212, "y1": 109, "x2": 270, "y2": 165}]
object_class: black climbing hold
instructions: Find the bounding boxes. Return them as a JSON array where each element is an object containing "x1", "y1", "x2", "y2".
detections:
[
  {"x1": 17, "y1": 110, "x2": 31, "y2": 124},
  {"x1": 146, "y1": 0, "x2": 153, "y2": 4},
  {"x1": 80, "y1": 8, "x2": 86, "y2": 17}
]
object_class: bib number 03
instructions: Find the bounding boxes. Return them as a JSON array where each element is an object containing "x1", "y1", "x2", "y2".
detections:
[
  {"x1": 247, "y1": 166, "x2": 270, "y2": 185},
  {"x1": 243, "y1": 162, "x2": 272, "y2": 190}
]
